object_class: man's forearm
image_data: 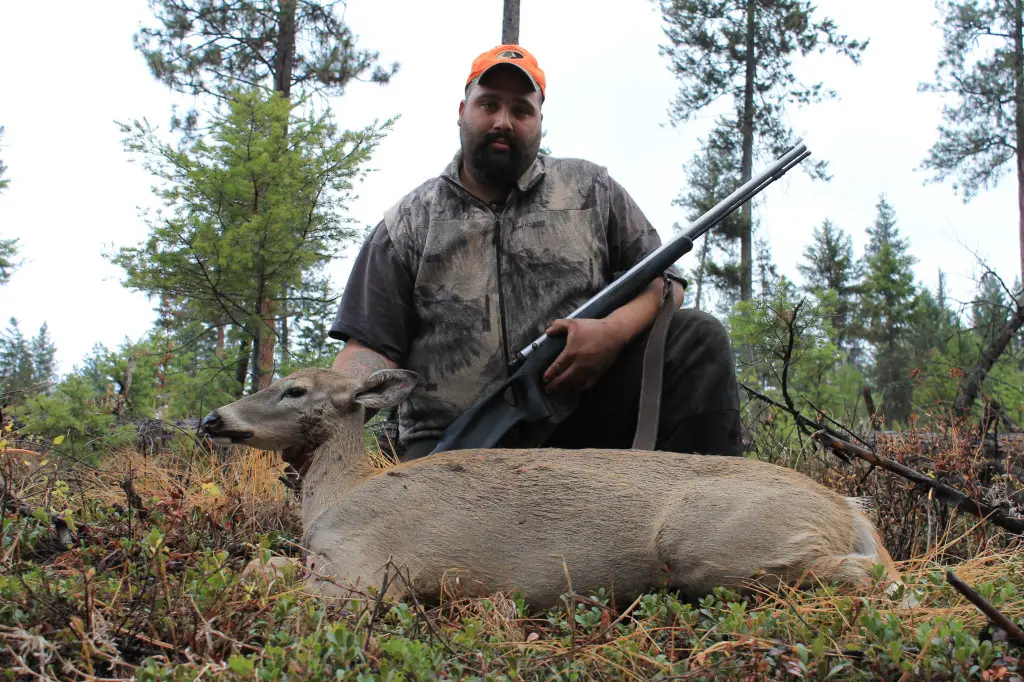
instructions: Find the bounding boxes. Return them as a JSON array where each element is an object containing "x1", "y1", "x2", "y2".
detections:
[
  {"x1": 603, "y1": 277, "x2": 685, "y2": 346},
  {"x1": 332, "y1": 339, "x2": 399, "y2": 378}
]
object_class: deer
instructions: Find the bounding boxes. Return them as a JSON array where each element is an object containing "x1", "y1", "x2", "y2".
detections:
[{"x1": 200, "y1": 367, "x2": 905, "y2": 612}]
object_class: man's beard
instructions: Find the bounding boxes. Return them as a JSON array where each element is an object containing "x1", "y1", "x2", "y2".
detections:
[{"x1": 461, "y1": 127, "x2": 538, "y2": 188}]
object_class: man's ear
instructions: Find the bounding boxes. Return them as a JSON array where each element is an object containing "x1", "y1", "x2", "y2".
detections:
[{"x1": 353, "y1": 369, "x2": 419, "y2": 410}]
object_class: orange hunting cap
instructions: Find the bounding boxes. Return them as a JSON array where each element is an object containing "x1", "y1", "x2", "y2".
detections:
[{"x1": 466, "y1": 44, "x2": 547, "y2": 99}]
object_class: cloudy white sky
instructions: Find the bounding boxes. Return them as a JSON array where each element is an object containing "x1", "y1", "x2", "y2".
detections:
[{"x1": 0, "y1": 0, "x2": 1019, "y2": 375}]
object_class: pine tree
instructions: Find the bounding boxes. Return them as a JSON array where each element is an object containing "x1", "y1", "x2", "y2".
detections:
[
  {"x1": 0, "y1": 318, "x2": 35, "y2": 396},
  {"x1": 860, "y1": 196, "x2": 919, "y2": 427},
  {"x1": 277, "y1": 274, "x2": 341, "y2": 375},
  {"x1": 0, "y1": 125, "x2": 21, "y2": 286},
  {"x1": 672, "y1": 118, "x2": 744, "y2": 309},
  {"x1": 0, "y1": 125, "x2": 8, "y2": 194},
  {"x1": 135, "y1": 1, "x2": 397, "y2": 388},
  {"x1": 134, "y1": 0, "x2": 398, "y2": 130},
  {"x1": 922, "y1": 0, "x2": 1024, "y2": 286},
  {"x1": 0, "y1": 239, "x2": 19, "y2": 287},
  {"x1": 797, "y1": 219, "x2": 862, "y2": 361},
  {"x1": 658, "y1": 0, "x2": 867, "y2": 300},
  {"x1": 30, "y1": 323, "x2": 57, "y2": 386},
  {"x1": 112, "y1": 90, "x2": 389, "y2": 394}
]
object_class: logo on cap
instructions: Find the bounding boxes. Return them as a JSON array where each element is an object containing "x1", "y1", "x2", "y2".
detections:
[{"x1": 496, "y1": 50, "x2": 525, "y2": 59}]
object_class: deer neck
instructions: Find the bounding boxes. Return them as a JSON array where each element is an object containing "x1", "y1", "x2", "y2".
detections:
[{"x1": 300, "y1": 408, "x2": 375, "y2": 531}]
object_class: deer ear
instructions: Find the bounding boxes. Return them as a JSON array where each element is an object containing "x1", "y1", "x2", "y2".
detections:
[{"x1": 353, "y1": 369, "x2": 419, "y2": 410}]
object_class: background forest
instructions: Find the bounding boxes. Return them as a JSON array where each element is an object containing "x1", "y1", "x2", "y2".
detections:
[{"x1": 4, "y1": 1, "x2": 1024, "y2": 680}]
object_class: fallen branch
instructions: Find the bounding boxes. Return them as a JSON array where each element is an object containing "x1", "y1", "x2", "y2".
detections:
[
  {"x1": 812, "y1": 431, "x2": 1024, "y2": 535},
  {"x1": 946, "y1": 570, "x2": 1024, "y2": 646}
]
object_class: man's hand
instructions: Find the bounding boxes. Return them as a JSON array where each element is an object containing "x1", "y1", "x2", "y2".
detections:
[
  {"x1": 542, "y1": 318, "x2": 630, "y2": 394},
  {"x1": 540, "y1": 277, "x2": 684, "y2": 396}
]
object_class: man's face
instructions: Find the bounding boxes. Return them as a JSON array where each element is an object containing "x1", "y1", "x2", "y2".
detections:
[{"x1": 459, "y1": 65, "x2": 543, "y2": 188}]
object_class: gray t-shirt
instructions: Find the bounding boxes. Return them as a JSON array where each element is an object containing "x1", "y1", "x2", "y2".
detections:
[{"x1": 331, "y1": 150, "x2": 684, "y2": 446}]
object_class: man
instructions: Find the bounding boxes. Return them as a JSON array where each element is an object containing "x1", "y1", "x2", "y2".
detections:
[{"x1": 327, "y1": 45, "x2": 742, "y2": 462}]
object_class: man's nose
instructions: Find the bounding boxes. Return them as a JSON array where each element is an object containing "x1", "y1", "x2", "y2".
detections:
[{"x1": 491, "y1": 107, "x2": 513, "y2": 132}]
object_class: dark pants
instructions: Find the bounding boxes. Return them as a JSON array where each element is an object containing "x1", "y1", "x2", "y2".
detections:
[{"x1": 402, "y1": 308, "x2": 742, "y2": 460}]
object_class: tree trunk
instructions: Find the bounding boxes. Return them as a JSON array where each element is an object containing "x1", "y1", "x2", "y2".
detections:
[
  {"x1": 953, "y1": 295, "x2": 1024, "y2": 420},
  {"x1": 863, "y1": 385, "x2": 878, "y2": 430},
  {"x1": 122, "y1": 355, "x2": 136, "y2": 400},
  {"x1": 502, "y1": 0, "x2": 520, "y2": 44},
  {"x1": 258, "y1": 0, "x2": 296, "y2": 388},
  {"x1": 694, "y1": 235, "x2": 708, "y2": 310},
  {"x1": 280, "y1": 290, "x2": 289, "y2": 357},
  {"x1": 937, "y1": 269, "x2": 947, "y2": 310},
  {"x1": 274, "y1": 0, "x2": 297, "y2": 97},
  {"x1": 1016, "y1": 0, "x2": 1024, "y2": 286},
  {"x1": 739, "y1": 0, "x2": 757, "y2": 303},
  {"x1": 114, "y1": 354, "x2": 137, "y2": 418},
  {"x1": 215, "y1": 323, "x2": 225, "y2": 359},
  {"x1": 234, "y1": 336, "x2": 251, "y2": 397},
  {"x1": 256, "y1": 297, "x2": 277, "y2": 390}
]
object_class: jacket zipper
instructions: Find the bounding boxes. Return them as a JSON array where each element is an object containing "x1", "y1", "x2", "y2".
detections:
[
  {"x1": 491, "y1": 204, "x2": 512, "y2": 376},
  {"x1": 441, "y1": 174, "x2": 515, "y2": 378}
]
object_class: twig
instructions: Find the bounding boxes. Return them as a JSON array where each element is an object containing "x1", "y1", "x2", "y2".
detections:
[
  {"x1": 363, "y1": 556, "x2": 396, "y2": 649},
  {"x1": 392, "y1": 562, "x2": 457, "y2": 655},
  {"x1": 800, "y1": 395, "x2": 873, "y2": 448},
  {"x1": 946, "y1": 570, "x2": 1024, "y2": 646},
  {"x1": 2, "y1": 448, "x2": 45, "y2": 457},
  {"x1": 812, "y1": 431, "x2": 1024, "y2": 534},
  {"x1": 593, "y1": 594, "x2": 645, "y2": 641},
  {"x1": 778, "y1": 300, "x2": 804, "y2": 419},
  {"x1": 739, "y1": 383, "x2": 851, "y2": 463}
]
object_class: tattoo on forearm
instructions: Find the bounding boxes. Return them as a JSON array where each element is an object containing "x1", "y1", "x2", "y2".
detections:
[{"x1": 338, "y1": 350, "x2": 389, "y2": 378}]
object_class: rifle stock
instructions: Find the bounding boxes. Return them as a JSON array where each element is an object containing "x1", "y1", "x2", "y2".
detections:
[{"x1": 429, "y1": 141, "x2": 811, "y2": 455}]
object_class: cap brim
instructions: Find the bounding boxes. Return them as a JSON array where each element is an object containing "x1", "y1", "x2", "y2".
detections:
[{"x1": 472, "y1": 62, "x2": 541, "y2": 94}]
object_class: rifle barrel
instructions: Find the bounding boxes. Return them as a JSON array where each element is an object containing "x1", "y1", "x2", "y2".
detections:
[{"x1": 514, "y1": 141, "x2": 810, "y2": 365}]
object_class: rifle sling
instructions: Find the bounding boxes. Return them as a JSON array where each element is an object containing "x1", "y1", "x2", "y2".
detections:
[{"x1": 631, "y1": 275, "x2": 674, "y2": 451}]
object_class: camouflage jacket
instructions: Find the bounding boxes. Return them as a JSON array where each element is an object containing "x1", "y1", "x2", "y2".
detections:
[{"x1": 330, "y1": 150, "x2": 684, "y2": 447}]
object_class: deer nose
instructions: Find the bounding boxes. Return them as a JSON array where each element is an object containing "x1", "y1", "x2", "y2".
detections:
[{"x1": 201, "y1": 411, "x2": 223, "y2": 433}]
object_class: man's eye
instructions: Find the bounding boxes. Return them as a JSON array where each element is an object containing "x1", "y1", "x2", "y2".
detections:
[{"x1": 282, "y1": 387, "x2": 307, "y2": 399}]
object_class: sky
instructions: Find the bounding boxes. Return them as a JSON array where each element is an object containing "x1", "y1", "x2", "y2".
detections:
[{"x1": 0, "y1": 0, "x2": 1020, "y2": 375}]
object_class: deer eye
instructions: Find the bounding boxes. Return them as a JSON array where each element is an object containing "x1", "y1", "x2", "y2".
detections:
[{"x1": 281, "y1": 387, "x2": 307, "y2": 400}]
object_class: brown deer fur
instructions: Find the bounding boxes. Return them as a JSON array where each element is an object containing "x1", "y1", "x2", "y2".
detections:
[{"x1": 202, "y1": 368, "x2": 903, "y2": 611}]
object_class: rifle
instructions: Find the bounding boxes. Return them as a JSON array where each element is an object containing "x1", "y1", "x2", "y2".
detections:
[{"x1": 429, "y1": 141, "x2": 811, "y2": 455}]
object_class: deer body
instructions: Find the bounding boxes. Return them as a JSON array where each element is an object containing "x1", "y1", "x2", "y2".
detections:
[{"x1": 203, "y1": 369, "x2": 901, "y2": 610}]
